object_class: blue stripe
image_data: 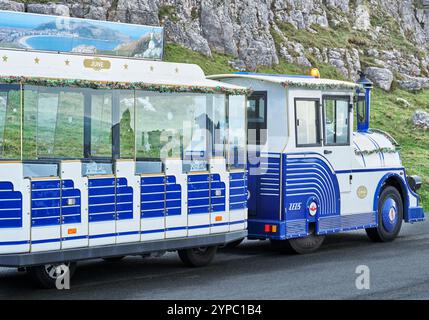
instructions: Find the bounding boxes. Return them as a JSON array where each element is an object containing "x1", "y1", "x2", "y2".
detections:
[
  {"x1": 230, "y1": 220, "x2": 247, "y2": 225},
  {"x1": 88, "y1": 233, "x2": 116, "y2": 239},
  {"x1": 336, "y1": 167, "x2": 404, "y2": 174},
  {"x1": 0, "y1": 218, "x2": 23, "y2": 228},
  {"x1": 211, "y1": 222, "x2": 229, "y2": 227},
  {"x1": 117, "y1": 231, "x2": 140, "y2": 236},
  {"x1": 32, "y1": 238, "x2": 61, "y2": 244},
  {"x1": 141, "y1": 228, "x2": 165, "y2": 234},
  {"x1": 0, "y1": 240, "x2": 29, "y2": 246},
  {"x1": 62, "y1": 235, "x2": 88, "y2": 241},
  {"x1": 188, "y1": 224, "x2": 210, "y2": 230},
  {"x1": 166, "y1": 226, "x2": 187, "y2": 231},
  {"x1": 353, "y1": 141, "x2": 367, "y2": 167},
  {"x1": 362, "y1": 132, "x2": 384, "y2": 163}
]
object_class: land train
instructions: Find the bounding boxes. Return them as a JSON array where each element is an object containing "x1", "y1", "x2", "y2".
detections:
[{"x1": 0, "y1": 11, "x2": 424, "y2": 288}]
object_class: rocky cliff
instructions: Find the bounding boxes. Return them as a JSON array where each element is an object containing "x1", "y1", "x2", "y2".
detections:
[{"x1": 2, "y1": 0, "x2": 429, "y2": 91}]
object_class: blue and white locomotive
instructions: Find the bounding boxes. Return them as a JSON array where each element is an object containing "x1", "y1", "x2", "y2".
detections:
[{"x1": 210, "y1": 71, "x2": 424, "y2": 253}]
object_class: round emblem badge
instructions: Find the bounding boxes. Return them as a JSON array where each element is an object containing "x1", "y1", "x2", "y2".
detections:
[
  {"x1": 309, "y1": 202, "x2": 318, "y2": 217},
  {"x1": 357, "y1": 186, "x2": 368, "y2": 199},
  {"x1": 388, "y1": 207, "x2": 396, "y2": 221}
]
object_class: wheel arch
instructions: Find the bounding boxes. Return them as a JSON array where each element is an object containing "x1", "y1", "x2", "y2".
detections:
[{"x1": 373, "y1": 173, "x2": 409, "y2": 220}]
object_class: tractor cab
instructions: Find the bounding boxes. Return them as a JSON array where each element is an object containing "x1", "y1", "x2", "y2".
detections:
[{"x1": 208, "y1": 71, "x2": 424, "y2": 253}]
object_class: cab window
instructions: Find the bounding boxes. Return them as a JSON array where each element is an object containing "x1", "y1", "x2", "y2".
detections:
[
  {"x1": 323, "y1": 96, "x2": 351, "y2": 146},
  {"x1": 247, "y1": 92, "x2": 267, "y2": 145},
  {"x1": 356, "y1": 95, "x2": 366, "y2": 131},
  {"x1": 295, "y1": 99, "x2": 321, "y2": 147}
]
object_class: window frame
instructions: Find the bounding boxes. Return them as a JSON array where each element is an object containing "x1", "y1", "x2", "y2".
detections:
[
  {"x1": 356, "y1": 94, "x2": 366, "y2": 131},
  {"x1": 322, "y1": 95, "x2": 351, "y2": 147},
  {"x1": 294, "y1": 98, "x2": 322, "y2": 148},
  {"x1": 0, "y1": 83, "x2": 21, "y2": 161},
  {"x1": 83, "y1": 89, "x2": 115, "y2": 161},
  {"x1": 17, "y1": 84, "x2": 236, "y2": 169},
  {"x1": 246, "y1": 91, "x2": 268, "y2": 146},
  {"x1": 227, "y1": 94, "x2": 247, "y2": 170}
]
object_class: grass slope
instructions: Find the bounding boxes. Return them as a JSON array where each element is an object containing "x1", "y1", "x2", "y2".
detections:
[{"x1": 164, "y1": 43, "x2": 429, "y2": 211}]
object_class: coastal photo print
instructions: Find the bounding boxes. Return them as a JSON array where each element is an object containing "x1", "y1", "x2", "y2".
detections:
[{"x1": 0, "y1": 10, "x2": 164, "y2": 59}]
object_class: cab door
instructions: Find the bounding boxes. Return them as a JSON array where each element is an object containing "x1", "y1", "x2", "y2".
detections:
[{"x1": 321, "y1": 95, "x2": 353, "y2": 193}]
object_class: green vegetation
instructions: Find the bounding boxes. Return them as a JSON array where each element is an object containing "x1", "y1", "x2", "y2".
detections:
[
  {"x1": 158, "y1": 5, "x2": 180, "y2": 23},
  {"x1": 164, "y1": 43, "x2": 236, "y2": 75},
  {"x1": 164, "y1": 43, "x2": 429, "y2": 211},
  {"x1": 270, "y1": 12, "x2": 425, "y2": 70},
  {"x1": 371, "y1": 88, "x2": 429, "y2": 210}
]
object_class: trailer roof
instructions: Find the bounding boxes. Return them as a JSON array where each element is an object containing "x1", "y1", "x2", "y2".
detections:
[
  {"x1": 208, "y1": 72, "x2": 359, "y2": 91},
  {"x1": 0, "y1": 49, "x2": 248, "y2": 95}
]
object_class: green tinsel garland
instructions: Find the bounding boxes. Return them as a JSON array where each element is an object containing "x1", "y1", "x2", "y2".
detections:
[
  {"x1": 355, "y1": 147, "x2": 398, "y2": 156},
  {"x1": 282, "y1": 80, "x2": 359, "y2": 91},
  {"x1": 0, "y1": 76, "x2": 250, "y2": 96}
]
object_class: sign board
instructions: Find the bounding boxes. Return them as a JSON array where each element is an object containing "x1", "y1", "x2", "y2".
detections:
[{"x1": 0, "y1": 10, "x2": 164, "y2": 60}]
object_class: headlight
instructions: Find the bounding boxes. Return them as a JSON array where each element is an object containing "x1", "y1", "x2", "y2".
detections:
[{"x1": 407, "y1": 175, "x2": 422, "y2": 192}]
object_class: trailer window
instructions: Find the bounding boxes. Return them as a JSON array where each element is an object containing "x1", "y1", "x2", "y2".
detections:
[
  {"x1": 0, "y1": 91, "x2": 6, "y2": 155},
  {"x1": 117, "y1": 91, "x2": 135, "y2": 159},
  {"x1": 0, "y1": 85, "x2": 21, "y2": 159},
  {"x1": 23, "y1": 86, "x2": 85, "y2": 160},
  {"x1": 323, "y1": 97, "x2": 350, "y2": 146},
  {"x1": 135, "y1": 92, "x2": 224, "y2": 172},
  {"x1": 247, "y1": 92, "x2": 267, "y2": 145},
  {"x1": 210, "y1": 94, "x2": 227, "y2": 158},
  {"x1": 37, "y1": 92, "x2": 59, "y2": 157},
  {"x1": 89, "y1": 92, "x2": 113, "y2": 158},
  {"x1": 295, "y1": 99, "x2": 321, "y2": 147},
  {"x1": 228, "y1": 95, "x2": 246, "y2": 169}
]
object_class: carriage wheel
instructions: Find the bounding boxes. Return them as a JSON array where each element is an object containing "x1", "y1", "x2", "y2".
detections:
[
  {"x1": 271, "y1": 224, "x2": 325, "y2": 254},
  {"x1": 366, "y1": 186, "x2": 403, "y2": 242},
  {"x1": 27, "y1": 262, "x2": 76, "y2": 289},
  {"x1": 178, "y1": 246, "x2": 218, "y2": 267}
]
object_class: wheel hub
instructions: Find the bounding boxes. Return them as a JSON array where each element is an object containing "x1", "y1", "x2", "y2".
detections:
[
  {"x1": 381, "y1": 197, "x2": 398, "y2": 233},
  {"x1": 44, "y1": 263, "x2": 70, "y2": 280}
]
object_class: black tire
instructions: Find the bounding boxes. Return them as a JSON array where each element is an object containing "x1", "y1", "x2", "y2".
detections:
[
  {"x1": 178, "y1": 246, "x2": 218, "y2": 267},
  {"x1": 102, "y1": 256, "x2": 125, "y2": 262},
  {"x1": 27, "y1": 262, "x2": 76, "y2": 289},
  {"x1": 271, "y1": 224, "x2": 325, "y2": 254},
  {"x1": 366, "y1": 186, "x2": 403, "y2": 242},
  {"x1": 223, "y1": 238, "x2": 244, "y2": 249}
]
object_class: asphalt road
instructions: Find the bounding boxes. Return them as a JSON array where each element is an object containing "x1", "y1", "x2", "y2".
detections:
[{"x1": 1, "y1": 220, "x2": 429, "y2": 300}]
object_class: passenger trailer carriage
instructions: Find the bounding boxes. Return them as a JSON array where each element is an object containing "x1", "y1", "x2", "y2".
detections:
[
  {"x1": 0, "y1": 11, "x2": 249, "y2": 288},
  {"x1": 209, "y1": 72, "x2": 424, "y2": 254}
]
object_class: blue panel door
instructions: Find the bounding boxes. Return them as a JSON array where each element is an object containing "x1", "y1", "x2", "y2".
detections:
[
  {"x1": 140, "y1": 176, "x2": 166, "y2": 219},
  {"x1": 88, "y1": 178, "x2": 116, "y2": 223},
  {"x1": 187, "y1": 174, "x2": 210, "y2": 215},
  {"x1": 61, "y1": 180, "x2": 82, "y2": 225},
  {"x1": 229, "y1": 172, "x2": 248, "y2": 211},
  {"x1": 188, "y1": 173, "x2": 227, "y2": 214},
  {"x1": 210, "y1": 174, "x2": 226, "y2": 213},
  {"x1": 165, "y1": 176, "x2": 182, "y2": 217},
  {"x1": 31, "y1": 180, "x2": 61, "y2": 227},
  {"x1": 116, "y1": 178, "x2": 134, "y2": 220},
  {"x1": 0, "y1": 182, "x2": 23, "y2": 229}
]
